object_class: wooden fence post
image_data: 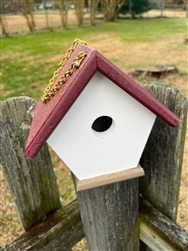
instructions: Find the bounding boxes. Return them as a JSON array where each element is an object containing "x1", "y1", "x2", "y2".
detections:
[
  {"x1": 76, "y1": 176, "x2": 139, "y2": 250},
  {"x1": 139, "y1": 83, "x2": 187, "y2": 250},
  {"x1": 0, "y1": 97, "x2": 61, "y2": 231}
]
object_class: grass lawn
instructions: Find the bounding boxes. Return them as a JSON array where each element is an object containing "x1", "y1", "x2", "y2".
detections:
[
  {"x1": 0, "y1": 17, "x2": 187, "y2": 249},
  {"x1": 1, "y1": 18, "x2": 187, "y2": 101}
]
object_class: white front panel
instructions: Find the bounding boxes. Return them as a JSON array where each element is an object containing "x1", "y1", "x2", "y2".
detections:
[{"x1": 48, "y1": 71, "x2": 156, "y2": 180}]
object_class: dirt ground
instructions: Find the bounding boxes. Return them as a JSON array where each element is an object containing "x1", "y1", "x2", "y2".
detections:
[{"x1": 0, "y1": 12, "x2": 187, "y2": 249}]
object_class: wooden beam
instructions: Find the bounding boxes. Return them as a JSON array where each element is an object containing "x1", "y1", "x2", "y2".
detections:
[
  {"x1": 2, "y1": 198, "x2": 188, "y2": 251},
  {"x1": 2, "y1": 200, "x2": 84, "y2": 251},
  {"x1": 140, "y1": 221, "x2": 177, "y2": 251},
  {"x1": 140, "y1": 197, "x2": 188, "y2": 251}
]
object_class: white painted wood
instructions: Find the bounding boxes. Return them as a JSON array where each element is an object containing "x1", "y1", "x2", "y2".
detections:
[
  {"x1": 47, "y1": 71, "x2": 156, "y2": 180},
  {"x1": 140, "y1": 220, "x2": 177, "y2": 251}
]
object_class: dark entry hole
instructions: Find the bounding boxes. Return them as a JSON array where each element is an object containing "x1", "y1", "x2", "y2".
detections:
[{"x1": 92, "y1": 116, "x2": 113, "y2": 132}]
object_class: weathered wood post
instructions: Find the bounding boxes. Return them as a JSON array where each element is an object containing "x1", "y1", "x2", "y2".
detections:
[
  {"x1": 76, "y1": 179, "x2": 139, "y2": 250},
  {"x1": 139, "y1": 83, "x2": 187, "y2": 250},
  {"x1": 0, "y1": 97, "x2": 61, "y2": 230},
  {"x1": 1, "y1": 97, "x2": 84, "y2": 250}
]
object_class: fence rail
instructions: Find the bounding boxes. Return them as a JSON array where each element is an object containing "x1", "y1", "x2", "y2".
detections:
[
  {"x1": 1, "y1": 197, "x2": 188, "y2": 251},
  {"x1": 1, "y1": 200, "x2": 84, "y2": 251}
]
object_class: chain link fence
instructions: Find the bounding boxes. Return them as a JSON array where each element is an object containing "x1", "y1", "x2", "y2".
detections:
[{"x1": 143, "y1": 3, "x2": 188, "y2": 18}]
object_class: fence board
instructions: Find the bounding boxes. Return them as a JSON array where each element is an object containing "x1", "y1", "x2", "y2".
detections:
[
  {"x1": 0, "y1": 97, "x2": 61, "y2": 230},
  {"x1": 140, "y1": 197, "x2": 188, "y2": 251},
  {"x1": 140, "y1": 83, "x2": 187, "y2": 250},
  {"x1": 76, "y1": 179, "x2": 139, "y2": 251},
  {"x1": 140, "y1": 83, "x2": 187, "y2": 220},
  {"x1": 2, "y1": 200, "x2": 84, "y2": 251}
]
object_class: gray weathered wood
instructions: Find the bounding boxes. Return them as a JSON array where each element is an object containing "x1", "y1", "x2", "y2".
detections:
[
  {"x1": 140, "y1": 83, "x2": 187, "y2": 250},
  {"x1": 0, "y1": 97, "x2": 61, "y2": 230},
  {"x1": 140, "y1": 197, "x2": 188, "y2": 251},
  {"x1": 76, "y1": 178, "x2": 139, "y2": 251},
  {"x1": 140, "y1": 83, "x2": 187, "y2": 219},
  {"x1": 2, "y1": 200, "x2": 84, "y2": 251}
]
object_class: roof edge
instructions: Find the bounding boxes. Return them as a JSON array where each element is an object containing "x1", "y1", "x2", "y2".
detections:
[
  {"x1": 96, "y1": 51, "x2": 180, "y2": 127},
  {"x1": 25, "y1": 49, "x2": 98, "y2": 159}
]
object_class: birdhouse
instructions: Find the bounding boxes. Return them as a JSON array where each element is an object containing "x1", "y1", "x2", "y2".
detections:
[{"x1": 25, "y1": 39, "x2": 180, "y2": 191}]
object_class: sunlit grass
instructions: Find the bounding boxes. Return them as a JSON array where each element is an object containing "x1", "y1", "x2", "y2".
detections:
[{"x1": 1, "y1": 18, "x2": 187, "y2": 101}]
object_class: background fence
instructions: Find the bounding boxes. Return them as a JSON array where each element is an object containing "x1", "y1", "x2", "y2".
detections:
[{"x1": 0, "y1": 0, "x2": 187, "y2": 36}]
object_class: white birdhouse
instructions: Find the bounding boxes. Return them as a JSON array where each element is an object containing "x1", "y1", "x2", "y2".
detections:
[{"x1": 25, "y1": 39, "x2": 180, "y2": 190}]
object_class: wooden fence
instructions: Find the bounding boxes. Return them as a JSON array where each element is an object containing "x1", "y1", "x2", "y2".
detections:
[{"x1": 0, "y1": 82, "x2": 187, "y2": 251}]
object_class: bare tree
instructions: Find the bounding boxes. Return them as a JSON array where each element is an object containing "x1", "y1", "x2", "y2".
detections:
[
  {"x1": 0, "y1": 0, "x2": 9, "y2": 37},
  {"x1": 88, "y1": 0, "x2": 100, "y2": 26},
  {"x1": 73, "y1": 0, "x2": 84, "y2": 27},
  {"x1": 159, "y1": 0, "x2": 165, "y2": 17},
  {"x1": 18, "y1": 0, "x2": 35, "y2": 33},
  {"x1": 59, "y1": 0, "x2": 69, "y2": 28},
  {"x1": 101, "y1": 0, "x2": 124, "y2": 22}
]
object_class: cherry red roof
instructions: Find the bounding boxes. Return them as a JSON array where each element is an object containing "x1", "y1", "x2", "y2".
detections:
[{"x1": 25, "y1": 43, "x2": 180, "y2": 159}]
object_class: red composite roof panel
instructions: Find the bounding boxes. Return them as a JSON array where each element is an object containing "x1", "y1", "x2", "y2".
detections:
[
  {"x1": 24, "y1": 44, "x2": 180, "y2": 159},
  {"x1": 25, "y1": 47, "x2": 97, "y2": 158},
  {"x1": 96, "y1": 51, "x2": 180, "y2": 127}
]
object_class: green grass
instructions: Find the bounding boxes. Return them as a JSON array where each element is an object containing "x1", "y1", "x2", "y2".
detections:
[{"x1": 1, "y1": 18, "x2": 187, "y2": 101}]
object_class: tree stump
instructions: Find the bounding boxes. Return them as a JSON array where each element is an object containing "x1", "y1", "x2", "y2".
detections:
[{"x1": 132, "y1": 65, "x2": 178, "y2": 78}]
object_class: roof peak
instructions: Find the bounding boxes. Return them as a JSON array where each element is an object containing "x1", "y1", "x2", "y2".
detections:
[{"x1": 25, "y1": 42, "x2": 180, "y2": 159}]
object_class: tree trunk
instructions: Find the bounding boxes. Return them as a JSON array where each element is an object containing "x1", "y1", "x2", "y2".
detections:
[
  {"x1": 59, "y1": 0, "x2": 68, "y2": 28},
  {"x1": 19, "y1": 0, "x2": 35, "y2": 33},
  {"x1": 0, "y1": 0, "x2": 9, "y2": 37},
  {"x1": 88, "y1": 0, "x2": 100, "y2": 26},
  {"x1": 0, "y1": 15, "x2": 9, "y2": 37},
  {"x1": 74, "y1": 0, "x2": 84, "y2": 27},
  {"x1": 102, "y1": 0, "x2": 124, "y2": 22}
]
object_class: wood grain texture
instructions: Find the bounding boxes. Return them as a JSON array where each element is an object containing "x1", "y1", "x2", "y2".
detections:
[
  {"x1": 139, "y1": 83, "x2": 187, "y2": 251},
  {"x1": 0, "y1": 97, "x2": 61, "y2": 231},
  {"x1": 75, "y1": 165, "x2": 144, "y2": 191},
  {"x1": 140, "y1": 83, "x2": 187, "y2": 220},
  {"x1": 140, "y1": 197, "x2": 188, "y2": 251},
  {"x1": 76, "y1": 179, "x2": 139, "y2": 251},
  {"x1": 2, "y1": 200, "x2": 84, "y2": 251}
]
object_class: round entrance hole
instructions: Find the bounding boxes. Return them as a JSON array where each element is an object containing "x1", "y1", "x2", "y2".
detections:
[{"x1": 91, "y1": 116, "x2": 115, "y2": 137}]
